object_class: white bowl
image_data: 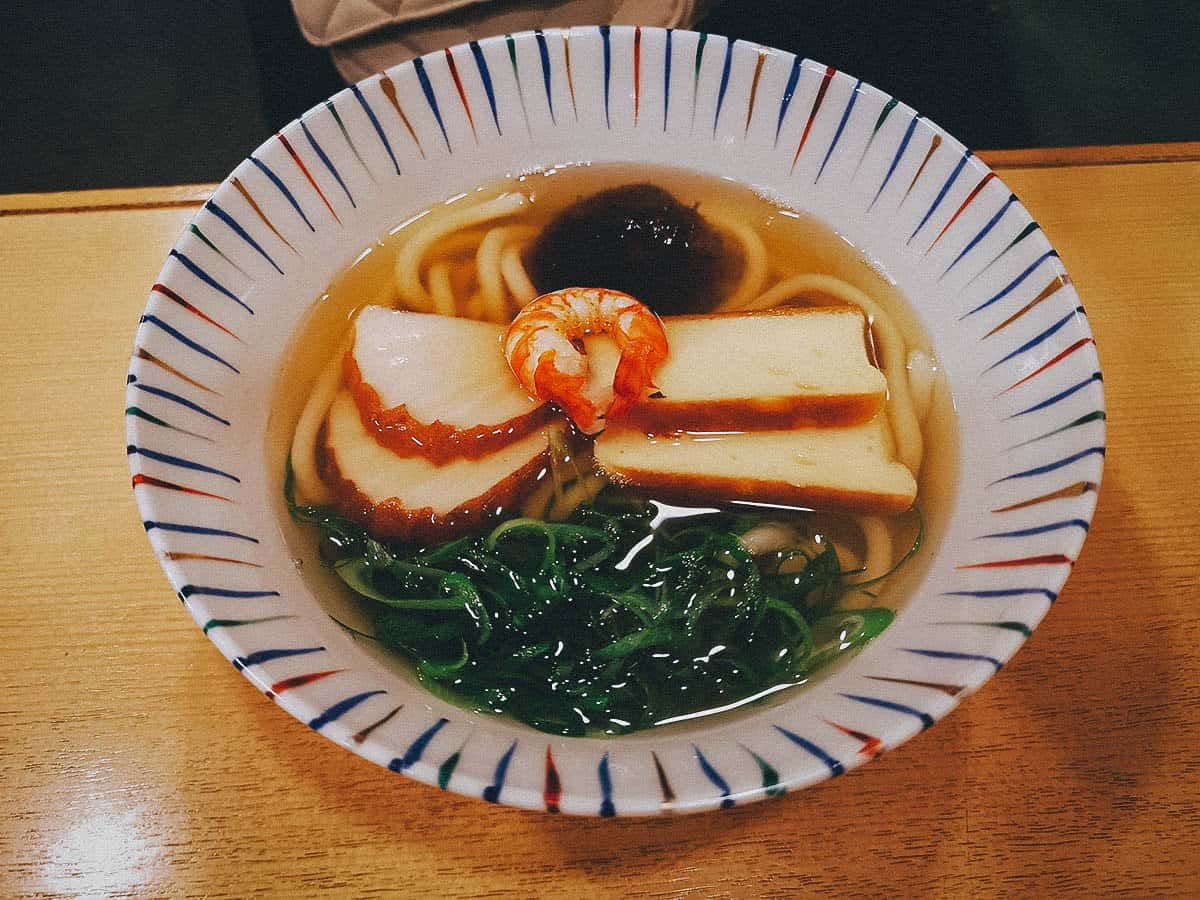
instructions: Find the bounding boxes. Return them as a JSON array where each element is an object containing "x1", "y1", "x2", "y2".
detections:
[{"x1": 127, "y1": 27, "x2": 1104, "y2": 815}]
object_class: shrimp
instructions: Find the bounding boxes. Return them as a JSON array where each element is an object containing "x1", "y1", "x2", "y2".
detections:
[{"x1": 503, "y1": 287, "x2": 669, "y2": 434}]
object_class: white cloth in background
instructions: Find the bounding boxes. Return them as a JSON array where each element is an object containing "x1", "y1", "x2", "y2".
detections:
[{"x1": 291, "y1": 0, "x2": 708, "y2": 82}]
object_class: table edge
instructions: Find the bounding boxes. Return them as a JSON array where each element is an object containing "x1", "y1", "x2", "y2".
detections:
[{"x1": 2, "y1": 142, "x2": 1198, "y2": 215}]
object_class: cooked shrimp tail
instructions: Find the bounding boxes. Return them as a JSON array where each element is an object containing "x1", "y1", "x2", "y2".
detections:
[
  {"x1": 610, "y1": 339, "x2": 661, "y2": 420},
  {"x1": 532, "y1": 350, "x2": 592, "y2": 428},
  {"x1": 504, "y1": 287, "x2": 669, "y2": 434}
]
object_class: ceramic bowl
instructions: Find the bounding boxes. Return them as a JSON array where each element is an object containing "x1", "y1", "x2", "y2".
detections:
[{"x1": 127, "y1": 27, "x2": 1104, "y2": 815}]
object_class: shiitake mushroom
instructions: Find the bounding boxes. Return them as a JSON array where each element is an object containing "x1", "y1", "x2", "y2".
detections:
[{"x1": 525, "y1": 183, "x2": 738, "y2": 315}]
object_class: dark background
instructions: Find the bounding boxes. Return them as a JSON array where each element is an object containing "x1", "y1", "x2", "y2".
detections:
[{"x1": 4, "y1": 0, "x2": 1198, "y2": 194}]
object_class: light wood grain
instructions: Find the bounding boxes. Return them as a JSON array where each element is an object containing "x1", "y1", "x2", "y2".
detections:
[
  {"x1": 0, "y1": 183, "x2": 214, "y2": 216},
  {"x1": 2, "y1": 160, "x2": 1199, "y2": 898}
]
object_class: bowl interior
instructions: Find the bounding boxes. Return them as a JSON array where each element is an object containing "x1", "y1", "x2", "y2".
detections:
[{"x1": 128, "y1": 27, "x2": 1103, "y2": 815}]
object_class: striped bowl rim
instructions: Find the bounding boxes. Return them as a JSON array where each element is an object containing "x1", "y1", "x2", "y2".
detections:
[{"x1": 127, "y1": 27, "x2": 1103, "y2": 815}]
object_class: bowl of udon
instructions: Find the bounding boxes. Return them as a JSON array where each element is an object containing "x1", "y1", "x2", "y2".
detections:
[{"x1": 127, "y1": 27, "x2": 1103, "y2": 815}]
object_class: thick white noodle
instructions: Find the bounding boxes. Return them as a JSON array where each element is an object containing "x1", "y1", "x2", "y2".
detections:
[
  {"x1": 289, "y1": 331, "x2": 352, "y2": 505},
  {"x1": 433, "y1": 229, "x2": 489, "y2": 258},
  {"x1": 830, "y1": 540, "x2": 863, "y2": 573},
  {"x1": 520, "y1": 474, "x2": 557, "y2": 519},
  {"x1": 476, "y1": 228, "x2": 505, "y2": 318},
  {"x1": 839, "y1": 516, "x2": 893, "y2": 609},
  {"x1": 477, "y1": 225, "x2": 537, "y2": 322},
  {"x1": 714, "y1": 218, "x2": 769, "y2": 311},
  {"x1": 738, "y1": 522, "x2": 803, "y2": 556},
  {"x1": 547, "y1": 472, "x2": 607, "y2": 521},
  {"x1": 501, "y1": 243, "x2": 539, "y2": 307},
  {"x1": 907, "y1": 348, "x2": 937, "y2": 425},
  {"x1": 394, "y1": 192, "x2": 527, "y2": 312},
  {"x1": 427, "y1": 261, "x2": 456, "y2": 317},
  {"x1": 745, "y1": 273, "x2": 924, "y2": 475},
  {"x1": 859, "y1": 516, "x2": 893, "y2": 581},
  {"x1": 463, "y1": 290, "x2": 486, "y2": 321}
]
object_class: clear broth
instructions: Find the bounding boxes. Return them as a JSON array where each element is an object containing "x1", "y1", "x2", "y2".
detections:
[{"x1": 268, "y1": 162, "x2": 958, "y2": 734}]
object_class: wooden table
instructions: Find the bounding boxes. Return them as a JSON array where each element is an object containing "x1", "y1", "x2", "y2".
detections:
[{"x1": 3, "y1": 146, "x2": 1199, "y2": 897}]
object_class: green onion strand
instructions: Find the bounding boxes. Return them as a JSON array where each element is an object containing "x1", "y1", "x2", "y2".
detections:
[{"x1": 288, "y1": 467, "x2": 917, "y2": 736}]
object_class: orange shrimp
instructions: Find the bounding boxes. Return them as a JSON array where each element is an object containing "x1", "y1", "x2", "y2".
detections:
[{"x1": 503, "y1": 288, "x2": 669, "y2": 434}]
